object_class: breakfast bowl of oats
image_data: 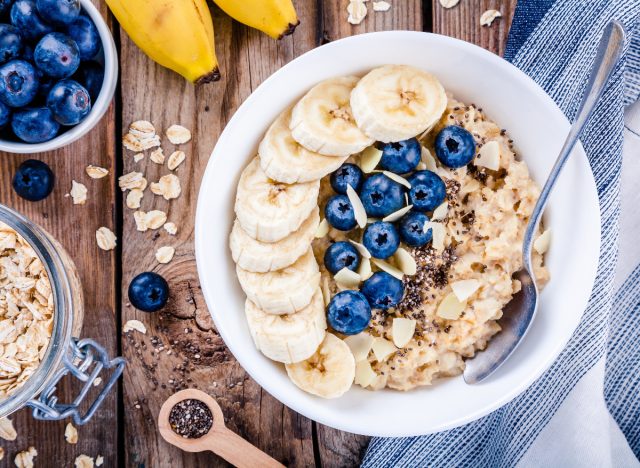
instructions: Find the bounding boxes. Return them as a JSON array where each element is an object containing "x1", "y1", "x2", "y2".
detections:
[
  {"x1": 0, "y1": 204, "x2": 124, "y2": 424},
  {"x1": 195, "y1": 31, "x2": 600, "y2": 436}
]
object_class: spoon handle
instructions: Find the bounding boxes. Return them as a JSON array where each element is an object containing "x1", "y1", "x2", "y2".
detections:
[
  {"x1": 207, "y1": 426, "x2": 285, "y2": 468},
  {"x1": 523, "y1": 20, "x2": 626, "y2": 269}
]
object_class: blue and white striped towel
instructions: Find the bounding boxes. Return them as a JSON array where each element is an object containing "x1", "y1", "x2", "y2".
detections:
[{"x1": 363, "y1": 1, "x2": 640, "y2": 466}]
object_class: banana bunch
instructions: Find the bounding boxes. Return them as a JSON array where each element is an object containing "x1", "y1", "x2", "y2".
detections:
[{"x1": 106, "y1": 0, "x2": 299, "y2": 83}]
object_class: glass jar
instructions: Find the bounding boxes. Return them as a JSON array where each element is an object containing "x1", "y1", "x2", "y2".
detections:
[{"x1": 0, "y1": 204, "x2": 124, "y2": 424}]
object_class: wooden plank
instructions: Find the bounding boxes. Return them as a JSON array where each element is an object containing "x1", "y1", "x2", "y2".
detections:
[
  {"x1": 119, "y1": 2, "x2": 320, "y2": 466},
  {"x1": 0, "y1": 0, "x2": 119, "y2": 464}
]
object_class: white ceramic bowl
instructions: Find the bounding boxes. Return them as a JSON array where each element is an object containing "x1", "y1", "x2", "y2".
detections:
[
  {"x1": 195, "y1": 31, "x2": 600, "y2": 437},
  {"x1": 0, "y1": 0, "x2": 117, "y2": 154}
]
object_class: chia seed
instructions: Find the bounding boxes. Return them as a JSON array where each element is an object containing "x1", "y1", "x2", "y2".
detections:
[{"x1": 169, "y1": 399, "x2": 213, "y2": 439}]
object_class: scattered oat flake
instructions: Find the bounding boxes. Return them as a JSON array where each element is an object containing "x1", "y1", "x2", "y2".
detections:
[
  {"x1": 86, "y1": 165, "x2": 109, "y2": 179},
  {"x1": 164, "y1": 222, "x2": 177, "y2": 235},
  {"x1": 373, "y1": 1, "x2": 390, "y2": 11},
  {"x1": 480, "y1": 9, "x2": 501, "y2": 26},
  {"x1": 70, "y1": 181, "x2": 88, "y2": 205},
  {"x1": 133, "y1": 153, "x2": 144, "y2": 163},
  {"x1": 123, "y1": 120, "x2": 161, "y2": 152},
  {"x1": 166, "y1": 124, "x2": 191, "y2": 145},
  {"x1": 150, "y1": 174, "x2": 181, "y2": 200},
  {"x1": 14, "y1": 446, "x2": 37, "y2": 468},
  {"x1": 347, "y1": 0, "x2": 367, "y2": 24},
  {"x1": 156, "y1": 246, "x2": 175, "y2": 264},
  {"x1": 96, "y1": 227, "x2": 117, "y2": 251},
  {"x1": 439, "y1": 0, "x2": 460, "y2": 8},
  {"x1": 93, "y1": 377, "x2": 102, "y2": 387},
  {"x1": 126, "y1": 189, "x2": 144, "y2": 210},
  {"x1": 150, "y1": 148, "x2": 165, "y2": 165},
  {"x1": 167, "y1": 150, "x2": 186, "y2": 170},
  {"x1": 118, "y1": 172, "x2": 145, "y2": 191},
  {"x1": 74, "y1": 454, "x2": 94, "y2": 468},
  {"x1": 129, "y1": 120, "x2": 155, "y2": 135},
  {"x1": 124, "y1": 320, "x2": 146, "y2": 334},
  {"x1": 65, "y1": 422, "x2": 78, "y2": 444},
  {"x1": 145, "y1": 210, "x2": 167, "y2": 230},
  {"x1": 133, "y1": 211, "x2": 147, "y2": 232},
  {"x1": 95, "y1": 456, "x2": 104, "y2": 467},
  {"x1": 0, "y1": 447, "x2": 4, "y2": 460},
  {"x1": 0, "y1": 417, "x2": 16, "y2": 441}
]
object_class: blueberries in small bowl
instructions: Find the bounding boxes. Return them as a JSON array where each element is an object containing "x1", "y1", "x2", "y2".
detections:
[
  {"x1": 47, "y1": 79, "x2": 90, "y2": 125},
  {"x1": 36, "y1": 0, "x2": 80, "y2": 26},
  {"x1": 434, "y1": 125, "x2": 477, "y2": 168},
  {"x1": 12, "y1": 107, "x2": 59, "y2": 142},
  {"x1": 360, "y1": 173, "x2": 405, "y2": 218},
  {"x1": 0, "y1": 25, "x2": 23, "y2": 64},
  {"x1": 12, "y1": 158, "x2": 54, "y2": 201},
  {"x1": 399, "y1": 211, "x2": 432, "y2": 247},
  {"x1": 380, "y1": 138, "x2": 421, "y2": 174},
  {"x1": 67, "y1": 13, "x2": 99, "y2": 60},
  {"x1": 11, "y1": 0, "x2": 54, "y2": 41},
  {"x1": 34, "y1": 32, "x2": 80, "y2": 78},
  {"x1": 0, "y1": 60, "x2": 39, "y2": 107},
  {"x1": 327, "y1": 290, "x2": 371, "y2": 335},
  {"x1": 407, "y1": 170, "x2": 446, "y2": 212},
  {"x1": 128, "y1": 272, "x2": 170, "y2": 313},
  {"x1": 324, "y1": 241, "x2": 360, "y2": 275},
  {"x1": 360, "y1": 271, "x2": 404, "y2": 310},
  {"x1": 325, "y1": 194, "x2": 357, "y2": 231},
  {"x1": 363, "y1": 221, "x2": 400, "y2": 259},
  {"x1": 330, "y1": 163, "x2": 363, "y2": 194}
]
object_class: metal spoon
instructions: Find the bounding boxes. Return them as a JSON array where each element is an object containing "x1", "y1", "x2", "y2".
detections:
[{"x1": 463, "y1": 20, "x2": 626, "y2": 384}]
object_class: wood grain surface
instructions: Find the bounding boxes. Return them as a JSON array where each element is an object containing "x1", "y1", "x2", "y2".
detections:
[{"x1": 0, "y1": 0, "x2": 515, "y2": 466}]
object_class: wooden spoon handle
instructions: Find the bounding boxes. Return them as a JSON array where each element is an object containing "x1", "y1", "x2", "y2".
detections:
[{"x1": 207, "y1": 426, "x2": 284, "y2": 468}]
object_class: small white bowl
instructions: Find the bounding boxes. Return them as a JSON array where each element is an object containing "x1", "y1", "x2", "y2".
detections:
[
  {"x1": 0, "y1": 0, "x2": 118, "y2": 154},
  {"x1": 195, "y1": 31, "x2": 601, "y2": 437}
]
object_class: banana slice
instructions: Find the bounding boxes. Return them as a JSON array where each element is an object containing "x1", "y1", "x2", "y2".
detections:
[
  {"x1": 290, "y1": 76, "x2": 374, "y2": 157},
  {"x1": 235, "y1": 157, "x2": 320, "y2": 243},
  {"x1": 285, "y1": 333, "x2": 356, "y2": 399},
  {"x1": 230, "y1": 207, "x2": 319, "y2": 273},
  {"x1": 351, "y1": 65, "x2": 447, "y2": 142},
  {"x1": 236, "y1": 248, "x2": 321, "y2": 315},
  {"x1": 259, "y1": 109, "x2": 348, "y2": 183},
  {"x1": 245, "y1": 289, "x2": 327, "y2": 364}
]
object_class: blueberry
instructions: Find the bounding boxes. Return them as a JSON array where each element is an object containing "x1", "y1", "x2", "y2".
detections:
[
  {"x1": 407, "y1": 170, "x2": 446, "y2": 212},
  {"x1": 359, "y1": 173, "x2": 405, "y2": 218},
  {"x1": 380, "y1": 138, "x2": 421, "y2": 174},
  {"x1": 434, "y1": 125, "x2": 477, "y2": 168},
  {"x1": 0, "y1": 59, "x2": 38, "y2": 107},
  {"x1": 34, "y1": 32, "x2": 79, "y2": 78},
  {"x1": 46, "y1": 78, "x2": 89, "y2": 125},
  {"x1": 36, "y1": 0, "x2": 80, "y2": 26},
  {"x1": 399, "y1": 211, "x2": 432, "y2": 247},
  {"x1": 0, "y1": 100, "x2": 10, "y2": 127},
  {"x1": 324, "y1": 194, "x2": 357, "y2": 231},
  {"x1": 0, "y1": 24, "x2": 22, "y2": 64},
  {"x1": 11, "y1": 0, "x2": 53, "y2": 42},
  {"x1": 330, "y1": 163, "x2": 363, "y2": 194},
  {"x1": 363, "y1": 221, "x2": 400, "y2": 259},
  {"x1": 360, "y1": 272, "x2": 404, "y2": 310},
  {"x1": 74, "y1": 60, "x2": 102, "y2": 100},
  {"x1": 66, "y1": 14, "x2": 99, "y2": 60},
  {"x1": 12, "y1": 159, "x2": 54, "y2": 201},
  {"x1": 12, "y1": 106, "x2": 59, "y2": 142},
  {"x1": 327, "y1": 290, "x2": 371, "y2": 335},
  {"x1": 128, "y1": 272, "x2": 169, "y2": 313},
  {"x1": 324, "y1": 241, "x2": 360, "y2": 275}
]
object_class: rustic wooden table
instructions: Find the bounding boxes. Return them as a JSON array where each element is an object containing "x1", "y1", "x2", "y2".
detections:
[{"x1": 0, "y1": 0, "x2": 516, "y2": 465}]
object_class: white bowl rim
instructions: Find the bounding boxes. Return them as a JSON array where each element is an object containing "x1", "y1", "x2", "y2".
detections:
[
  {"x1": 0, "y1": 0, "x2": 118, "y2": 154},
  {"x1": 195, "y1": 31, "x2": 601, "y2": 437}
]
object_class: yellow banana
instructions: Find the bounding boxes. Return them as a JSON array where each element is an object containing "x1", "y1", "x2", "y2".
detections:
[
  {"x1": 213, "y1": 0, "x2": 299, "y2": 39},
  {"x1": 105, "y1": 0, "x2": 220, "y2": 84}
]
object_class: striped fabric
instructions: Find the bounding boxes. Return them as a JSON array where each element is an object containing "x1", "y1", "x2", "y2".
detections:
[{"x1": 362, "y1": 1, "x2": 640, "y2": 466}]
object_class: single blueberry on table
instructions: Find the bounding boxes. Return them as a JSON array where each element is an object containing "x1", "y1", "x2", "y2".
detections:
[
  {"x1": 360, "y1": 271, "x2": 404, "y2": 310},
  {"x1": 47, "y1": 78, "x2": 90, "y2": 125},
  {"x1": 66, "y1": 14, "x2": 99, "y2": 60},
  {"x1": 399, "y1": 211, "x2": 432, "y2": 247},
  {"x1": 128, "y1": 272, "x2": 169, "y2": 313},
  {"x1": 363, "y1": 221, "x2": 400, "y2": 259},
  {"x1": 330, "y1": 163, "x2": 363, "y2": 194},
  {"x1": 12, "y1": 106, "x2": 59, "y2": 142},
  {"x1": 0, "y1": 24, "x2": 23, "y2": 64},
  {"x1": 0, "y1": 59, "x2": 39, "y2": 107},
  {"x1": 359, "y1": 173, "x2": 405, "y2": 218},
  {"x1": 324, "y1": 194, "x2": 357, "y2": 231},
  {"x1": 324, "y1": 241, "x2": 360, "y2": 275},
  {"x1": 11, "y1": 0, "x2": 54, "y2": 42},
  {"x1": 34, "y1": 32, "x2": 80, "y2": 78},
  {"x1": 407, "y1": 170, "x2": 446, "y2": 212},
  {"x1": 434, "y1": 125, "x2": 477, "y2": 168},
  {"x1": 0, "y1": 100, "x2": 10, "y2": 128},
  {"x1": 380, "y1": 138, "x2": 421, "y2": 174},
  {"x1": 74, "y1": 60, "x2": 102, "y2": 100},
  {"x1": 12, "y1": 159, "x2": 54, "y2": 201},
  {"x1": 36, "y1": 0, "x2": 80, "y2": 26},
  {"x1": 327, "y1": 290, "x2": 371, "y2": 335}
]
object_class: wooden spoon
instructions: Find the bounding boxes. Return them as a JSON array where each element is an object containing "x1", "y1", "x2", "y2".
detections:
[{"x1": 158, "y1": 388, "x2": 284, "y2": 467}]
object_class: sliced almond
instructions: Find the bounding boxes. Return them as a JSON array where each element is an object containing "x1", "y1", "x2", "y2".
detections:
[
  {"x1": 164, "y1": 222, "x2": 177, "y2": 235},
  {"x1": 371, "y1": 258, "x2": 403, "y2": 280},
  {"x1": 123, "y1": 319, "x2": 146, "y2": 334},
  {"x1": 349, "y1": 240, "x2": 371, "y2": 259},
  {"x1": 167, "y1": 150, "x2": 186, "y2": 170},
  {"x1": 382, "y1": 171, "x2": 411, "y2": 189},
  {"x1": 372, "y1": 0, "x2": 390, "y2": 11},
  {"x1": 155, "y1": 246, "x2": 175, "y2": 264},
  {"x1": 475, "y1": 141, "x2": 501, "y2": 171},
  {"x1": 95, "y1": 227, "x2": 116, "y2": 251},
  {"x1": 360, "y1": 146, "x2": 383, "y2": 173},
  {"x1": 371, "y1": 337, "x2": 397, "y2": 362},
  {"x1": 421, "y1": 146, "x2": 438, "y2": 171},
  {"x1": 431, "y1": 202, "x2": 448, "y2": 221},
  {"x1": 150, "y1": 148, "x2": 165, "y2": 165},
  {"x1": 126, "y1": 189, "x2": 143, "y2": 210},
  {"x1": 424, "y1": 221, "x2": 446, "y2": 252},
  {"x1": 437, "y1": 292, "x2": 466, "y2": 320},
  {"x1": 392, "y1": 318, "x2": 416, "y2": 348},
  {"x1": 480, "y1": 9, "x2": 502, "y2": 26},
  {"x1": 64, "y1": 422, "x2": 78, "y2": 444},
  {"x1": 357, "y1": 257, "x2": 373, "y2": 280},
  {"x1": 334, "y1": 267, "x2": 361, "y2": 289},
  {"x1": 166, "y1": 124, "x2": 192, "y2": 144},
  {"x1": 450, "y1": 279, "x2": 480, "y2": 302},
  {"x1": 394, "y1": 247, "x2": 417, "y2": 275},
  {"x1": 354, "y1": 360, "x2": 377, "y2": 387},
  {"x1": 70, "y1": 180, "x2": 88, "y2": 205},
  {"x1": 382, "y1": 204, "x2": 412, "y2": 223},
  {"x1": 85, "y1": 165, "x2": 108, "y2": 179},
  {"x1": 346, "y1": 185, "x2": 367, "y2": 229},
  {"x1": 344, "y1": 333, "x2": 374, "y2": 362},
  {"x1": 534, "y1": 229, "x2": 552, "y2": 255},
  {"x1": 315, "y1": 219, "x2": 330, "y2": 238}
]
